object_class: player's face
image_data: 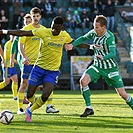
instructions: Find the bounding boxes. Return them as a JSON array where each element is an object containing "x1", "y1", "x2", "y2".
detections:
[
  {"x1": 24, "y1": 18, "x2": 32, "y2": 25},
  {"x1": 51, "y1": 22, "x2": 63, "y2": 36},
  {"x1": 94, "y1": 22, "x2": 106, "y2": 36},
  {"x1": 31, "y1": 13, "x2": 41, "y2": 25}
]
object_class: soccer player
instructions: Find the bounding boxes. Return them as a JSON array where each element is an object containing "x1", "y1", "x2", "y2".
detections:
[
  {"x1": 0, "y1": 35, "x2": 18, "y2": 100},
  {"x1": 0, "y1": 45, "x2": 4, "y2": 63},
  {"x1": 0, "y1": 16, "x2": 73, "y2": 122},
  {"x1": 10, "y1": 7, "x2": 59, "y2": 115},
  {"x1": 65, "y1": 15, "x2": 133, "y2": 117}
]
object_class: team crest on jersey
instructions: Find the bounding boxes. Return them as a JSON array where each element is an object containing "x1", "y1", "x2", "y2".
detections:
[{"x1": 112, "y1": 41, "x2": 115, "y2": 44}]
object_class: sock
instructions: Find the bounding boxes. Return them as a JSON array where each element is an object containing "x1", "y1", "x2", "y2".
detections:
[
  {"x1": 0, "y1": 82, "x2": 7, "y2": 89},
  {"x1": 28, "y1": 94, "x2": 36, "y2": 104},
  {"x1": 126, "y1": 94, "x2": 133, "y2": 110},
  {"x1": 46, "y1": 91, "x2": 53, "y2": 107},
  {"x1": 17, "y1": 92, "x2": 24, "y2": 109},
  {"x1": 12, "y1": 82, "x2": 18, "y2": 97},
  {"x1": 82, "y1": 86, "x2": 91, "y2": 107},
  {"x1": 30, "y1": 96, "x2": 45, "y2": 112}
]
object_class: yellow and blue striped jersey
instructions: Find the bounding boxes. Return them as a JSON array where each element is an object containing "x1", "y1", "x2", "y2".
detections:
[
  {"x1": 19, "y1": 23, "x2": 46, "y2": 65},
  {"x1": 32, "y1": 28, "x2": 73, "y2": 71}
]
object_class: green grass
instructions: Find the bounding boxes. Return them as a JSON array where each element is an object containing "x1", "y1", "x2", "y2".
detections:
[{"x1": 0, "y1": 90, "x2": 133, "y2": 133}]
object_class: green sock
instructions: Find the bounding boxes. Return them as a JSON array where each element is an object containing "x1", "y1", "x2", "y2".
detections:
[
  {"x1": 126, "y1": 94, "x2": 133, "y2": 110},
  {"x1": 82, "y1": 86, "x2": 91, "y2": 106}
]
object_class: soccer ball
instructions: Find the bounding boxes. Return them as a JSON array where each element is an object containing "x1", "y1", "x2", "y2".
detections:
[{"x1": 0, "y1": 110, "x2": 14, "y2": 125}]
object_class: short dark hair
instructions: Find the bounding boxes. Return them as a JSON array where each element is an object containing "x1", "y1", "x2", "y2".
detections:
[
  {"x1": 94, "y1": 15, "x2": 107, "y2": 27},
  {"x1": 53, "y1": 16, "x2": 64, "y2": 25},
  {"x1": 30, "y1": 7, "x2": 41, "y2": 15}
]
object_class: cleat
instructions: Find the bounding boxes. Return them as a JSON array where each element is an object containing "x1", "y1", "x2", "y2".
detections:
[
  {"x1": 25, "y1": 108, "x2": 32, "y2": 122},
  {"x1": 27, "y1": 102, "x2": 33, "y2": 108},
  {"x1": 80, "y1": 108, "x2": 94, "y2": 117},
  {"x1": 23, "y1": 96, "x2": 29, "y2": 104},
  {"x1": 13, "y1": 96, "x2": 17, "y2": 100},
  {"x1": 46, "y1": 106, "x2": 59, "y2": 113},
  {"x1": 17, "y1": 108, "x2": 25, "y2": 115}
]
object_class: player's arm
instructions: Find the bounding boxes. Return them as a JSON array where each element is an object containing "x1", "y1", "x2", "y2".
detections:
[
  {"x1": 10, "y1": 36, "x2": 19, "y2": 67},
  {"x1": 97, "y1": 37, "x2": 116, "y2": 61},
  {"x1": 0, "y1": 30, "x2": 33, "y2": 36},
  {"x1": 72, "y1": 36, "x2": 88, "y2": 47},
  {"x1": 18, "y1": 42, "x2": 29, "y2": 65}
]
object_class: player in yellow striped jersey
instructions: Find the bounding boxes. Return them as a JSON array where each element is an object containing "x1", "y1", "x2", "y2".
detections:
[
  {"x1": 0, "y1": 16, "x2": 74, "y2": 122},
  {"x1": 0, "y1": 35, "x2": 18, "y2": 100},
  {"x1": 10, "y1": 8, "x2": 59, "y2": 115}
]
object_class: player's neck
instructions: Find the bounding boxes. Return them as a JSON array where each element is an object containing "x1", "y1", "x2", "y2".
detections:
[
  {"x1": 98, "y1": 29, "x2": 106, "y2": 37},
  {"x1": 32, "y1": 23, "x2": 40, "y2": 28}
]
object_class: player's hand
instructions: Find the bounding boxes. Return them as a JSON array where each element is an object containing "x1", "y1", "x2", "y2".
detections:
[
  {"x1": 10, "y1": 57, "x2": 14, "y2": 67},
  {"x1": 65, "y1": 43, "x2": 73, "y2": 51},
  {"x1": 96, "y1": 55, "x2": 104, "y2": 60},
  {"x1": 23, "y1": 57, "x2": 30, "y2": 65}
]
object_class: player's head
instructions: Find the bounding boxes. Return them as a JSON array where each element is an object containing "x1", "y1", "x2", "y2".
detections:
[
  {"x1": 30, "y1": 7, "x2": 41, "y2": 25},
  {"x1": 51, "y1": 16, "x2": 64, "y2": 36},
  {"x1": 24, "y1": 14, "x2": 32, "y2": 25},
  {"x1": 93, "y1": 15, "x2": 107, "y2": 36}
]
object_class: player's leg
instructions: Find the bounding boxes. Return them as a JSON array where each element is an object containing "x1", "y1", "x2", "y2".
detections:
[
  {"x1": 17, "y1": 65, "x2": 33, "y2": 114},
  {"x1": 46, "y1": 91, "x2": 59, "y2": 113},
  {"x1": 80, "y1": 66, "x2": 100, "y2": 117},
  {"x1": 25, "y1": 66, "x2": 59, "y2": 122},
  {"x1": 0, "y1": 78, "x2": 10, "y2": 89},
  {"x1": 25, "y1": 84, "x2": 38, "y2": 122},
  {"x1": 105, "y1": 67, "x2": 133, "y2": 111},
  {"x1": 10, "y1": 74, "x2": 18, "y2": 100},
  {"x1": 0, "y1": 67, "x2": 10, "y2": 89},
  {"x1": 17, "y1": 78, "x2": 28, "y2": 114},
  {"x1": 29, "y1": 70, "x2": 60, "y2": 112},
  {"x1": 116, "y1": 88, "x2": 133, "y2": 110}
]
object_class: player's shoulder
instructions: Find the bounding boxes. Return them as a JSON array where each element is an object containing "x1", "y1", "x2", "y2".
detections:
[
  {"x1": 4, "y1": 40, "x2": 11, "y2": 47},
  {"x1": 40, "y1": 25, "x2": 46, "y2": 29},
  {"x1": 106, "y1": 30, "x2": 115, "y2": 38},
  {"x1": 22, "y1": 23, "x2": 32, "y2": 30},
  {"x1": 61, "y1": 30, "x2": 70, "y2": 36}
]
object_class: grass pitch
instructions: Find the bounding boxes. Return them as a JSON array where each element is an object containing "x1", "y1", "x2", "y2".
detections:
[{"x1": 0, "y1": 90, "x2": 133, "y2": 133}]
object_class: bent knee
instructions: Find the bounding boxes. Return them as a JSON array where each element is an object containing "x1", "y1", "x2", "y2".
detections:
[{"x1": 80, "y1": 78, "x2": 89, "y2": 87}]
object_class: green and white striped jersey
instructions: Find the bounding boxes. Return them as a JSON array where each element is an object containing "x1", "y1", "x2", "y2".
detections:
[{"x1": 84, "y1": 29, "x2": 117, "y2": 69}]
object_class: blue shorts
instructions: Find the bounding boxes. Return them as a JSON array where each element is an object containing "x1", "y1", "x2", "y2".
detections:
[
  {"x1": 28, "y1": 65, "x2": 60, "y2": 86},
  {"x1": 22, "y1": 64, "x2": 34, "y2": 79},
  {"x1": 3, "y1": 67, "x2": 17, "y2": 78}
]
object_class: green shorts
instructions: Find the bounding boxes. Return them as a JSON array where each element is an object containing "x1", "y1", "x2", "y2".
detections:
[{"x1": 85, "y1": 65, "x2": 124, "y2": 88}]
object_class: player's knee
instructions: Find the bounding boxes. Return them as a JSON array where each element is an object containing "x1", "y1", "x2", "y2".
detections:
[
  {"x1": 80, "y1": 78, "x2": 88, "y2": 87},
  {"x1": 41, "y1": 93, "x2": 50, "y2": 102},
  {"x1": 117, "y1": 89, "x2": 127, "y2": 100},
  {"x1": 4, "y1": 79, "x2": 10, "y2": 85},
  {"x1": 19, "y1": 82, "x2": 27, "y2": 91}
]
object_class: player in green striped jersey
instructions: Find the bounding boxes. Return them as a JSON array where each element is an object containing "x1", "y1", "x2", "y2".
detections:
[{"x1": 65, "y1": 15, "x2": 133, "y2": 117}]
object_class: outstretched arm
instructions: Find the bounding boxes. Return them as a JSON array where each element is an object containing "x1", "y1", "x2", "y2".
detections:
[{"x1": 0, "y1": 30, "x2": 33, "y2": 36}]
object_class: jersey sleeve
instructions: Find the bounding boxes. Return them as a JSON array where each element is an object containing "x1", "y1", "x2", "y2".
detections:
[
  {"x1": 72, "y1": 29, "x2": 94, "y2": 47},
  {"x1": 65, "y1": 32, "x2": 73, "y2": 44},
  {"x1": 103, "y1": 35, "x2": 116, "y2": 60},
  {"x1": 32, "y1": 28, "x2": 45, "y2": 39}
]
